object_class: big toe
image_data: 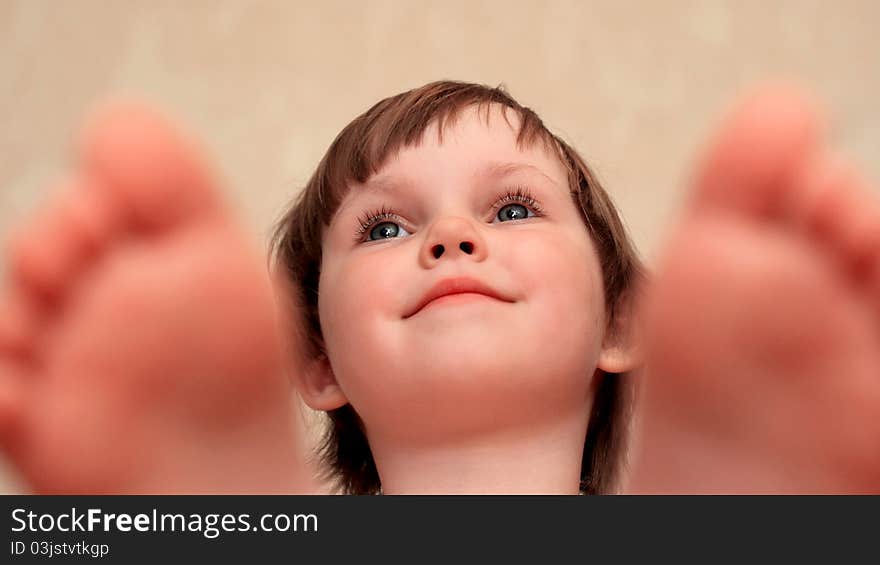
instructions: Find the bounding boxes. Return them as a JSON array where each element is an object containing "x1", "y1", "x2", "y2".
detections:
[
  {"x1": 79, "y1": 102, "x2": 226, "y2": 231},
  {"x1": 692, "y1": 82, "x2": 825, "y2": 219}
]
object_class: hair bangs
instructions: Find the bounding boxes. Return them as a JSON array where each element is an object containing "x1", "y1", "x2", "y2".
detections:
[{"x1": 310, "y1": 82, "x2": 555, "y2": 226}]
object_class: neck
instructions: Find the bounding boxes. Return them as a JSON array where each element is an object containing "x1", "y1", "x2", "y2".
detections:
[{"x1": 371, "y1": 411, "x2": 590, "y2": 494}]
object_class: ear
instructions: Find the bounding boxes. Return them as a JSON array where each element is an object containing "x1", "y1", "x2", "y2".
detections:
[
  {"x1": 596, "y1": 290, "x2": 643, "y2": 374},
  {"x1": 292, "y1": 353, "x2": 349, "y2": 411}
]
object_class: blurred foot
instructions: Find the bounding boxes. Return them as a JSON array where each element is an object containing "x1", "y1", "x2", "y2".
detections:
[
  {"x1": 0, "y1": 104, "x2": 310, "y2": 493},
  {"x1": 628, "y1": 85, "x2": 880, "y2": 493}
]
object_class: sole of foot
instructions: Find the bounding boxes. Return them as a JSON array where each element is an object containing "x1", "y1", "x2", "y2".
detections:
[
  {"x1": 0, "y1": 103, "x2": 310, "y2": 493},
  {"x1": 628, "y1": 84, "x2": 880, "y2": 493}
]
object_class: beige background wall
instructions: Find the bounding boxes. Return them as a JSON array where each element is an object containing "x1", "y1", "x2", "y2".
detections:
[{"x1": 0, "y1": 0, "x2": 877, "y2": 492}]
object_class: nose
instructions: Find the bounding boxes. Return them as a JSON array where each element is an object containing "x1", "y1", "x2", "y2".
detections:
[{"x1": 419, "y1": 216, "x2": 488, "y2": 268}]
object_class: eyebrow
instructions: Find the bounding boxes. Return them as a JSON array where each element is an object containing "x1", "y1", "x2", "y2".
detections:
[
  {"x1": 340, "y1": 160, "x2": 561, "y2": 218},
  {"x1": 359, "y1": 174, "x2": 410, "y2": 197},
  {"x1": 361, "y1": 160, "x2": 559, "y2": 194},
  {"x1": 476, "y1": 160, "x2": 560, "y2": 187}
]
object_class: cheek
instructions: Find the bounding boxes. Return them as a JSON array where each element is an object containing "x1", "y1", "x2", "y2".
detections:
[
  {"x1": 501, "y1": 227, "x2": 605, "y2": 340},
  {"x1": 318, "y1": 246, "x2": 409, "y2": 362}
]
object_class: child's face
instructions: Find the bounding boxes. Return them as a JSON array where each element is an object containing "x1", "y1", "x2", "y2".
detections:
[{"x1": 318, "y1": 106, "x2": 612, "y2": 442}]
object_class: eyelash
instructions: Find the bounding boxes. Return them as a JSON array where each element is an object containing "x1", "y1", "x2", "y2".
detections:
[
  {"x1": 490, "y1": 186, "x2": 545, "y2": 218},
  {"x1": 353, "y1": 186, "x2": 545, "y2": 243}
]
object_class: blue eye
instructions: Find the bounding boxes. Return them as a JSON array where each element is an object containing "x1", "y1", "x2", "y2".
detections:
[
  {"x1": 356, "y1": 206, "x2": 411, "y2": 243},
  {"x1": 368, "y1": 221, "x2": 410, "y2": 241},
  {"x1": 492, "y1": 188, "x2": 543, "y2": 223},
  {"x1": 496, "y1": 203, "x2": 532, "y2": 222},
  {"x1": 369, "y1": 222, "x2": 398, "y2": 240}
]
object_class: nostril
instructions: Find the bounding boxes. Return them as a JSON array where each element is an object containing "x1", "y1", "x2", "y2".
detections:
[
  {"x1": 432, "y1": 244, "x2": 445, "y2": 259},
  {"x1": 459, "y1": 241, "x2": 474, "y2": 254}
]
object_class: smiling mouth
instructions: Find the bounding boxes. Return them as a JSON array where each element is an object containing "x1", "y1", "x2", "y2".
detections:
[
  {"x1": 417, "y1": 291, "x2": 500, "y2": 312},
  {"x1": 404, "y1": 289, "x2": 515, "y2": 319},
  {"x1": 403, "y1": 277, "x2": 516, "y2": 319}
]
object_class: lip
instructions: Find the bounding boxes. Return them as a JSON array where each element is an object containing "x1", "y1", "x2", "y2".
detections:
[{"x1": 403, "y1": 276, "x2": 514, "y2": 318}]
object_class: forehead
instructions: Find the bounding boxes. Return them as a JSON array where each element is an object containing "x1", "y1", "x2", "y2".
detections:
[
  {"x1": 327, "y1": 104, "x2": 573, "y2": 229},
  {"x1": 374, "y1": 104, "x2": 567, "y2": 183}
]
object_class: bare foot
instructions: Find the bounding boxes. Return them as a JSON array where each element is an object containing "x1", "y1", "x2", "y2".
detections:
[
  {"x1": 0, "y1": 104, "x2": 310, "y2": 493},
  {"x1": 628, "y1": 86, "x2": 880, "y2": 493}
]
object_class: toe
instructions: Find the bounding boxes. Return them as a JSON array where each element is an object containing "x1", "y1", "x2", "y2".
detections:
[
  {"x1": 692, "y1": 82, "x2": 825, "y2": 219},
  {"x1": 6, "y1": 201, "x2": 74, "y2": 304},
  {"x1": 0, "y1": 290, "x2": 41, "y2": 358},
  {"x1": 78, "y1": 102, "x2": 225, "y2": 231},
  {"x1": 5, "y1": 175, "x2": 114, "y2": 302},
  {"x1": 0, "y1": 361, "x2": 26, "y2": 438},
  {"x1": 792, "y1": 152, "x2": 880, "y2": 281},
  {"x1": 0, "y1": 295, "x2": 30, "y2": 445}
]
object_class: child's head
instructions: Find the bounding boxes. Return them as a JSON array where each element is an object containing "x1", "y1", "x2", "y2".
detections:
[{"x1": 272, "y1": 81, "x2": 644, "y2": 494}]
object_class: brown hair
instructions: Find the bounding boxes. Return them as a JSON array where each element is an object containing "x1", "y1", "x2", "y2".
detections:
[{"x1": 271, "y1": 80, "x2": 644, "y2": 494}]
